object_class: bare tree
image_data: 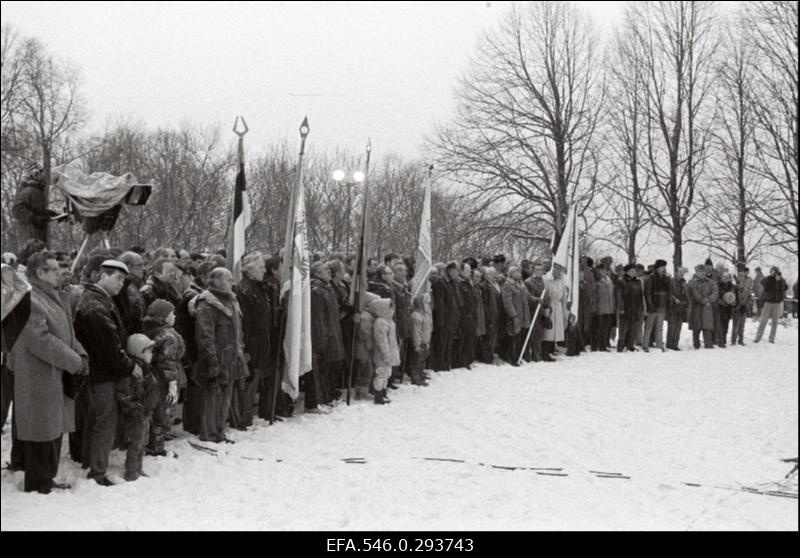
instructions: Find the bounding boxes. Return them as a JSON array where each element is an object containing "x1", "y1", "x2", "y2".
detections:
[
  {"x1": 630, "y1": 1, "x2": 720, "y2": 268},
  {"x1": 744, "y1": 0, "x2": 798, "y2": 258},
  {"x1": 691, "y1": 19, "x2": 769, "y2": 265},
  {"x1": 429, "y1": 0, "x2": 605, "y2": 249}
]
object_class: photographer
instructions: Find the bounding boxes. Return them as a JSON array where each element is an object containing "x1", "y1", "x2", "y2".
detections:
[
  {"x1": 754, "y1": 266, "x2": 789, "y2": 344},
  {"x1": 12, "y1": 162, "x2": 58, "y2": 245}
]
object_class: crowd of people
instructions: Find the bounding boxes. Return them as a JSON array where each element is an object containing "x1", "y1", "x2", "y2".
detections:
[{"x1": 0, "y1": 236, "x2": 796, "y2": 494}]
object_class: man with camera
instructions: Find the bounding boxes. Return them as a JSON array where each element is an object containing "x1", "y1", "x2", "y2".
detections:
[
  {"x1": 754, "y1": 266, "x2": 789, "y2": 344},
  {"x1": 12, "y1": 162, "x2": 59, "y2": 246}
]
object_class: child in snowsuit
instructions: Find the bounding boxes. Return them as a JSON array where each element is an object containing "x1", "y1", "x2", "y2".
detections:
[
  {"x1": 142, "y1": 299, "x2": 186, "y2": 456},
  {"x1": 410, "y1": 293, "x2": 432, "y2": 386},
  {"x1": 117, "y1": 334, "x2": 159, "y2": 481},
  {"x1": 370, "y1": 297, "x2": 401, "y2": 404},
  {"x1": 353, "y1": 291, "x2": 380, "y2": 400}
]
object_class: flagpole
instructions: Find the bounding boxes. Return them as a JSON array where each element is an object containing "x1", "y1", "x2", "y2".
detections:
[
  {"x1": 346, "y1": 138, "x2": 371, "y2": 406},
  {"x1": 271, "y1": 117, "x2": 310, "y2": 424},
  {"x1": 228, "y1": 116, "x2": 249, "y2": 280}
]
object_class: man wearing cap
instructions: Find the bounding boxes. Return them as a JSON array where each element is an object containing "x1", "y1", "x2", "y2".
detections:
[
  {"x1": 641, "y1": 260, "x2": 671, "y2": 352},
  {"x1": 12, "y1": 162, "x2": 57, "y2": 245},
  {"x1": 731, "y1": 266, "x2": 753, "y2": 346},
  {"x1": 666, "y1": 266, "x2": 689, "y2": 350},
  {"x1": 431, "y1": 262, "x2": 460, "y2": 371},
  {"x1": 754, "y1": 266, "x2": 788, "y2": 344},
  {"x1": 74, "y1": 259, "x2": 142, "y2": 486},
  {"x1": 616, "y1": 264, "x2": 645, "y2": 352},
  {"x1": 687, "y1": 264, "x2": 718, "y2": 349}
]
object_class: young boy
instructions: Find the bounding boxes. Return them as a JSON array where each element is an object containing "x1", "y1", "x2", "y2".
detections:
[
  {"x1": 410, "y1": 293, "x2": 432, "y2": 386},
  {"x1": 117, "y1": 334, "x2": 159, "y2": 482},
  {"x1": 142, "y1": 299, "x2": 185, "y2": 456}
]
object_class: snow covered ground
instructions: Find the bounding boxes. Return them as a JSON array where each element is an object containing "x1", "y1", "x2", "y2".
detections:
[{"x1": 2, "y1": 319, "x2": 797, "y2": 531}]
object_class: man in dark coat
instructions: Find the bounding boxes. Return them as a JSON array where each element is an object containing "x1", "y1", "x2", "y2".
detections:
[
  {"x1": 524, "y1": 262, "x2": 551, "y2": 362},
  {"x1": 687, "y1": 264, "x2": 718, "y2": 349},
  {"x1": 431, "y1": 262, "x2": 460, "y2": 371},
  {"x1": 616, "y1": 264, "x2": 645, "y2": 352},
  {"x1": 12, "y1": 162, "x2": 55, "y2": 245},
  {"x1": 115, "y1": 251, "x2": 147, "y2": 335},
  {"x1": 666, "y1": 266, "x2": 689, "y2": 350},
  {"x1": 390, "y1": 261, "x2": 412, "y2": 386},
  {"x1": 309, "y1": 262, "x2": 345, "y2": 410},
  {"x1": 74, "y1": 260, "x2": 140, "y2": 486},
  {"x1": 479, "y1": 266, "x2": 502, "y2": 363},
  {"x1": 455, "y1": 262, "x2": 477, "y2": 368},
  {"x1": 642, "y1": 259, "x2": 671, "y2": 352},
  {"x1": 754, "y1": 266, "x2": 789, "y2": 344},
  {"x1": 577, "y1": 257, "x2": 596, "y2": 352},
  {"x1": 141, "y1": 258, "x2": 182, "y2": 310},
  {"x1": 231, "y1": 253, "x2": 270, "y2": 430},
  {"x1": 194, "y1": 267, "x2": 248, "y2": 442}
]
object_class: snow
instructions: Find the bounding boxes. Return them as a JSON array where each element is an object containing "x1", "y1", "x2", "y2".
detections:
[{"x1": 2, "y1": 319, "x2": 797, "y2": 531}]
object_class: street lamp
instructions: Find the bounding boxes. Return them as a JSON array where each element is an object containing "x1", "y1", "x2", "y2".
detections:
[{"x1": 333, "y1": 169, "x2": 365, "y2": 255}]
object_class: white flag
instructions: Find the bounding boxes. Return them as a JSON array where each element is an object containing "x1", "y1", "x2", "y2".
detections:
[{"x1": 410, "y1": 170, "x2": 432, "y2": 300}]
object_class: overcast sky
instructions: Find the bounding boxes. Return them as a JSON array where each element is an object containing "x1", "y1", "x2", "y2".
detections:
[{"x1": 2, "y1": 1, "x2": 625, "y2": 160}]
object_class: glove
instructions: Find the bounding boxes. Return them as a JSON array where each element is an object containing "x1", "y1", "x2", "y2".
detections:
[
  {"x1": 541, "y1": 316, "x2": 553, "y2": 330},
  {"x1": 166, "y1": 381, "x2": 178, "y2": 405}
]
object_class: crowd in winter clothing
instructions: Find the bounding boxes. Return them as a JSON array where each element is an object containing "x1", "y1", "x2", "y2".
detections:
[{"x1": 0, "y1": 237, "x2": 796, "y2": 494}]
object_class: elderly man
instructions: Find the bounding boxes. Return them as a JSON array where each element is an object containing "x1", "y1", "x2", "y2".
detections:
[
  {"x1": 231, "y1": 253, "x2": 269, "y2": 430},
  {"x1": 8, "y1": 250, "x2": 88, "y2": 493},
  {"x1": 194, "y1": 268, "x2": 248, "y2": 442},
  {"x1": 754, "y1": 266, "x2": 788, "y2": 344},
  {"x1": 74, "y1": 259, "x2": 141, "y2": 486},
  {"x1": 687, "y1": 264, "x2": 718, "y2": 350},
  {"x1": 501, "y1": 265, "x2": 533, "y2": 365}
]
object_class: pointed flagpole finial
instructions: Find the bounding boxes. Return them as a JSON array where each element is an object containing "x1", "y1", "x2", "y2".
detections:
[
  {"x1": 299, "y1": 116, "x2": 310, "y2": 138},
  {"x1": 233, "y1": 116, "x2": 249, "y2": 137},
  {"x1": 366, "y1": 138, "x2": 372, "y2": 153}
]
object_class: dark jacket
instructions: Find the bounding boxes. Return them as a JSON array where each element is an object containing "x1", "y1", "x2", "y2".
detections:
[
  {"x1": 687, "y1": 273, "x2": 718, "y2": 331},
  {"x1": 74, "y1": 284, "x2": 136, "y2": 385},
  {"x1": 310, "y1": 278, "x2": 345, "y2": 363},
  {"x1": 179, "y1": 281, "x2": 203, "y2": 363},
  {"x1": 367, "y1": 279, "x2": 395, "y2": 304},
  {"x1": 717, "y1": 280, "x2": 738, "y2": 320},
  {"x1": 116, "y1": 357, "x2": 159, "y2": 419},
  {"x1": 432, "y1": 276, "x2": 460, "y2": 334},
  {"x1": 481, "y1": 279, "x2": 503, "y2": 336},
  {"x1": 391, "y1": 280, "x2": 412, "y2": 340},
  {"x1": 235, "y1": 275, "x2": 272, "y2": 376},
  {"x1": 142, "y1": 316, "x2": 186, "y2": 387},
  {"x1": 501, "y1": 277, "x2": 532, "y2": 335},
  {"x1": 761, "y1": 275, "x2": 789, "y2": 304},
  {"x1": 457, "y1": 277, "x2": 476, "y2": 336},
  {"x1": 114, "y1": 278, "x2": 146, "y2": 335},
  {"x1": 617, "y1": 275, "x2": 644, "y2": 317},
  {"x1": 669, "y1": 277, "x2": 689, "y2": 311},
  {"x1": 194, "y1": 288, "x2": 248, "y2": 388},
  {"x1": 644, "y1": 273, "x2": 671, "y2": 313},
  {"x1": 12, "y1": 178, "x2": 49, "y2": 243}
]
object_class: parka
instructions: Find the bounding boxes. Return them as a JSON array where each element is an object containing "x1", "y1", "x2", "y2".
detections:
[
  {"x1": 370, "y1": 298, "x2": 401, "y2": 368},
  {"x1": 687, "y1": 273, "x2": 718, "y2": 331},
  {"x1": 194, "y1": 288, "x2": 248, "y2": 388}
]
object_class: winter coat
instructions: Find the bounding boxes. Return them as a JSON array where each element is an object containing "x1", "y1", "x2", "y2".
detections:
[
  {"x1": 115, "y1": 357, "x2": 159, "y2": 419},
  {"x1": 114, "y1": 277, "x2": 146, "y2": 335},
  {"x1": 594, "y1": 275, "x2": 615, "y2": 315},
  {"x1": 8, "y1": 277, "x2": 86, "y2": 442},
  {"x1": 179, "y1": 281, "x2": 203, "y2": 363},
  {"x1": 669, "y1": 277, "x2": 689, "y2": 310},
  {"x1": 194, "y1": 288, "x2": 248, "y2": 388},
  {"x1": 12, "y1": 178, "x2": 49, "y2": 243},
  {"x1": 310, "y1": 278, "x2": 345, "y2": 363},
  {"x1": 142, "y1": 316, "x2": 186, "y2": 387},
  {"x1": 457, "y1": 278, "x2": 477, "y2": 336},
  {"x1": 235, "y1": 275, "x2": 272, "y2": 375},
  {"x1": 391, "y1": 280, "x2": 412, "y2": 340},
  {"x1": 579, "y1": 268, "x2": 596, "y2": 316},
  {"x1": 735, "y1": 276, "x2": 754, "y2": 312},
  {"x1": 369, "y1": 298, "x2": 401, "y2": 368},
  {"x1": 74, "y1": 284, "x2": 136, "y2": 385},
  {"x1": 524, "y1": 276, "x2": 549, "y2": 326},
  {"x1": 432, "y1": 277, "x2": 460, "y2": 334},
  {"x1": 480, "y1": 279, "x2": 503, "y2": 336},
  {"x1": 753, "y1": 272, "x2": 766, "y2": 299},
  {"x1": 367, "y1": 280, "x2": 394, "y2": 302},
  {"x1": 687, "y1": 273, "x2": 718, "y2": 331},
  {"x1": 717, "y1": 280, "x2": 738, "y2": 320},
  {"x1": 761, "y1": 275, "x2": 789, "y2": 304},
  {"x1": 617, "y1": 275, "x2": 645, "y2": 317},
  {"x1": 501, "y1": 278, "x2": 532, "y2": 336},
  {"x1": 542, "y1": 278, "x2": 567, "y2": 343},
  {"x1": 473, "y1": 282, "x2": 486, "y2": 337},
  {"x1": 411, "y1": 309, "x2": 433, "y2": 350},
  {"x1": 141, "y1": 276, "x2": 182, "y2": 310},
  {"x1": 644, "y1": 273, "x2": 672, "y2": 313},
  {"x1": 354, "y1": 308, "x2": 376, "y2": 362}
]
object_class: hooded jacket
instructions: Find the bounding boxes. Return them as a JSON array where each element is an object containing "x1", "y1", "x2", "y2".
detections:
[
  {"x1": 310, "y1": 277, "x2": 345, "y2": 362},
  {"x1": 369, "y1": 298, "x2": 400, "y2": 368},
  {"x1": 142, "y1": 315, "x2": 186, "y2": 387}
]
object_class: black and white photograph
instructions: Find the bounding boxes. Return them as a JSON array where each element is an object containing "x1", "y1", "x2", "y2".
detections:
[{"x1": 0, "y1": 0, "x2": 797, "y2": 532}]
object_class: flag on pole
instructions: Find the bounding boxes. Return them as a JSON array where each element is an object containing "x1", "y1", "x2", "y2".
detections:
[
  {"x1": 547, "y1": 205, "x2": 575, "y2": 280},
  {"x1": 349, "y1": 140, "x2": 372, "y2": 311},
  {"x1": 568, "y1": 206, "x2": 581, "y2": 323},
  {"x1": 227, "y1": 161, "x2": 251, "y2": 282},
  {"x1": 410, "y1": 165, "x2": 433, "y2": 301}
]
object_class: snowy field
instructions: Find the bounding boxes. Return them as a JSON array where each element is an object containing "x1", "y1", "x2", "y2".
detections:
[{"x1": 2, "y1": 319, "x2": 797, "y2": 531}]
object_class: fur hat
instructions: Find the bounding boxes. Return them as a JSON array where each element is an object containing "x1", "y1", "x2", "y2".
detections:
[
  {"x1": 147, "y1": 298, "x2": 175, "y2": 320},
  {"x1": 462, "y1": 257, "x2": 479, "y2": 270},
  {"x1": 654, "y1": 259, "x2": 668, "y2": 270},
  {"x1": 623, "y1": 263, "x2": 636, "y2": 272},
  {"x1": 126, "y1": 333, "x2": 154, "y2": 359}
]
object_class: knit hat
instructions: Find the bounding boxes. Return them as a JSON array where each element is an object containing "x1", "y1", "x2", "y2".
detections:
[
  {"x1": 147, "y1": 298, "x2": 175, "y2": 320},
  {"x1": 654, "y1": 259, "x2": 667, "y2": 270},
  {"x1": 705, "y1": 258, "x2": 713, "y2": 267},
  {"x1": 22, "y1": 161, "x2": 44, "y2": 181},
  {"x1": 126, "y1": 333, "x2": 154, "y2": 359}
]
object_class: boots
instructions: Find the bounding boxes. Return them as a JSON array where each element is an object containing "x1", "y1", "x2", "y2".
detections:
[{"x1": 374, "y1": 389, "x2": 391, "y2": 405}]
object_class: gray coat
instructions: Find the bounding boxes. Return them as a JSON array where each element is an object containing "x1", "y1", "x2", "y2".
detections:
[{"x1": 8, "y1": 277, "x2": 85, "y2": 442}]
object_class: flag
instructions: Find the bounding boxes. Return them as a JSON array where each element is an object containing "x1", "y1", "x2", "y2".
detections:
[
  {"x1": 227, "y1": 161, "x2": 251, "y2": 282},
  {"x1": 568, "y1": 206, "x2": 581, "y2": 323},
  {"x1": 281, "y1": 176, "x2": 313, "y2": 400},
  {"x1": 349, "y1": 146, "x2": 373, "y2": 312},
  {"x1": 410, "y1": 168, "x2": 432, "y2": 300},
  {"x1": 547, "y1": 205, "x2": 575, "y2": 280}
]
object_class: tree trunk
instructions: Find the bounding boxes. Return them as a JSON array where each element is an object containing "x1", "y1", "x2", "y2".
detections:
[{"x1": 672, "y1": 229, "x2": 683, "y2": 270}]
